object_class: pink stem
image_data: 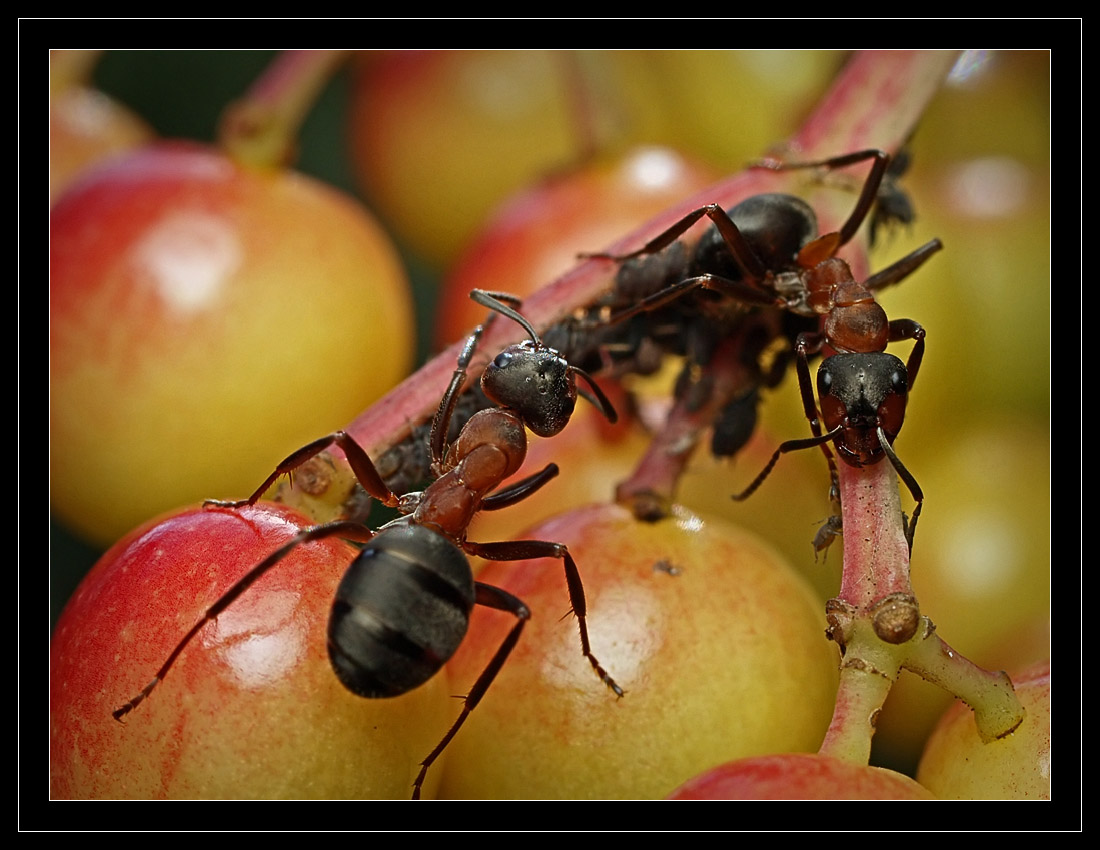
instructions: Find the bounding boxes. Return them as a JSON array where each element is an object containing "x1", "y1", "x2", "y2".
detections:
[
  {"x1": 819, "y1": 460, "x2": 1024, "y2": 762},
  {"x1": 835, "y1": 461, "x2": 912, "y2": 608}
]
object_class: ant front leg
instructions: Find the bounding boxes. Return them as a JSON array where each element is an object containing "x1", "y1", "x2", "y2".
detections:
[
  {"x1": 864, "y1": 239, "x2": 943, "y2": 296},
  {"x1": 479, "y1": 463, "x2": 560, "y2": 512},
  {"x1": 412, "y1": 582, "x2": 530, "y2": 800},
  {"x1": 582, "y1": 203, "x2": 771, "y2": 283},
  {"x1": 794, "y1": 333, "x2": 841, "y2": 501},
  {"x1": 205, "y1": 432, "x2": 402, "y2": 511},
  {"x1": 888, "y1": 318, "x2": 926, "y2": 390},
  {"x1": 113, "y1": 520, "x2": 376, "y2": 721},
  {"x1": 753, "y1": 148, "x2": 891, "y2": 248},
  {"x1": 464, "y1": 539, "x2": 624, "y2": 699},
  {"x1": 877, "y1": 426, "x2": 924, "y2": 556}
]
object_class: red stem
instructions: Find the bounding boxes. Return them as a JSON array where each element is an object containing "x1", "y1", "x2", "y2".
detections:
[{"x1": 835, "y1": 461, "x2": 912, "y2": 607}]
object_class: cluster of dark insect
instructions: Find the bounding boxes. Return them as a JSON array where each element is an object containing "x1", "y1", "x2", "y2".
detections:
[
  {"x1": 579, "y1": 149, "x2": 936, "y2": 552},
  {"x1": 371, "y1": 150, "x2": 934, "y2": 534},
  {"x1": 113, "y1": 148, "x2": 938, "y2": 799}
]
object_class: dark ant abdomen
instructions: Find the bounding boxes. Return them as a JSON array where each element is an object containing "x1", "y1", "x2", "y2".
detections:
[
  {"x1": 615, "y1": 240, "x2": 690, "y2": 302},
  {"x1": 689, "y1": 193, "x2": 817, "y2": 283},
  {"x1": 328, "y1": 524, "x2": 475, "y2": 699}
]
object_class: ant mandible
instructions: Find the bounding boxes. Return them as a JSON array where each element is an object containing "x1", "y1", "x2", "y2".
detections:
[
  {"x1": 584, "y1": 149, "x2": 938, "y2": 552},
  {"x1": 112, "y1": 289, "x2": 623, "y2": 800}
]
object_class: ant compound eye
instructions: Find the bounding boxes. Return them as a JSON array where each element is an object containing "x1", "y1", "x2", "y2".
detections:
[
  {"x1": 818, "y1": 369, "x2": 833, "y2": 395},
  {"x1": 493, "y1": 351, "x2": 513, "y2": 370}
]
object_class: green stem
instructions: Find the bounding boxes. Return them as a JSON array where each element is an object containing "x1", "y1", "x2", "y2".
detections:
[
  {"x1": 819, "y1": 458, "x2": 1025, "y2": 762},
  {"x1": 818, "y1": 616, "x2": 906, "y2": 763},
  {"x1": 218, "y1": 50, "x2": 351, "y2": 169},
  {"x1": 904, "y1": 630, "x2": 1025, "y2": 742}
]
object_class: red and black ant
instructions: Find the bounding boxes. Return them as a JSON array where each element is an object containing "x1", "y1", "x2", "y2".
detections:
[
  {"x1": 112, "y1": 289, "x2": 623, "y2": 799},
  {"x1": 583, "y1": 149, "x2": 938, "y2": 550},
  {"x1": 727, "y1": 244, "x2": 935, "y2": 555}
]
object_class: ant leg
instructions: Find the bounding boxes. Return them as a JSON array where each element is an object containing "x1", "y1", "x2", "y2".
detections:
[
  {"x1": 480, "y1": 463, "x2": 560, "y2": 511},
  {"x1": 112, "y1": 520, "x2": 375, "y2": 721},
  {"x1": 605, "y1": 272, "x2": 783, "y2": 328},
  {"x1": 888, "y1": 319, "x2": 926, "y2": 390},
  {"x1": 430, "y1": 289, "x2": 529, "y2": 469},
  {"x1": 730, "y1": 426, "x2": 842, "y2": 502},
  {"x1": 205, "y1": 432, "x2": 402, "y2": 510},
  {"x1": 754, "y1": 148, "x2": 891, "y2": 248},
  {"x1": 821, "y1": 149, "x2": 891, "y2": 247},
  {"x1": 412, "y1": 582, "x2": 530, "y2": 800},
  {"x1": 582, "y1": 203, "x2": 770, "y2": 283},
  {"x1": 864, "y1": 239, "x2": 943, "y2": 294},
  {"x1": 795, "y1": 334, "x2": 841, "y2": 498},
  {"x1": 464, "y1": 539, "x2": 624, "y2": 698},
  {"x1": 877, "y1": 426, "x2": 924, "y2": 555}
]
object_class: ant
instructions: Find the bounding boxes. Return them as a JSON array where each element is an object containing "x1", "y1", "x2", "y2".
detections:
[
  {"x1": 112, "y1": 289, "x2": 623, "y2": 800},
  {"x1": 583, "y1": 149, "x2": 938, "y2": 549},
  {"x1": 727, "y1": 245, "x2": 935, "y2": 555}
]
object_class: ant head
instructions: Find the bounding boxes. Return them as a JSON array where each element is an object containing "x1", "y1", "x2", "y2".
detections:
[
  {"x1": 481, "y1": 342, "x2": 577, "y2": 438},
  {"x1": 471, "y1": 289, "x2": 618, "y2": 436},
  {"x1": 817, "y1": 352, "x2": 908, "y2": 467}
]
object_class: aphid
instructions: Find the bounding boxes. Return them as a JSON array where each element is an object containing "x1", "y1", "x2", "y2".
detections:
[{"x1": 113, "y1": 290, "x2": 623, "y2": 799}]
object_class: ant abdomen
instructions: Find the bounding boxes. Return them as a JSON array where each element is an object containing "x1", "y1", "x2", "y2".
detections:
[
  {"x1": 690, "y1": 193, "x2": 817, "y2": 281},
  {"x1": 328, "y1": 525, "x2": 475, "y2": 699}
]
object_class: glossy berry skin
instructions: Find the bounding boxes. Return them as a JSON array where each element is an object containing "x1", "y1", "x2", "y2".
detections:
[
  {"x1": 50, "y1": 142, "x2": 414, "y2": 547},
  {"x1": 50, "y1": 84, "x2": 153, "y2": 203},
  {"x1": 440, "y1": 503, "x2": 838, "y2": 799},
  {"x1": 49, "y1": 503, "x2": 452, "y2": 799},
  {"x1": 669, "y1": 753, "x2": 934, "y2": 800}
]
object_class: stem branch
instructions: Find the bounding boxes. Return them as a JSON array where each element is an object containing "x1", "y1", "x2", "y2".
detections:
[
  {"x1": 219, "y1": 50, "x2": 351, "y2": 169},
  {"x1": 819, "y1": 458, "x2": 1025, "y2": 760}
]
